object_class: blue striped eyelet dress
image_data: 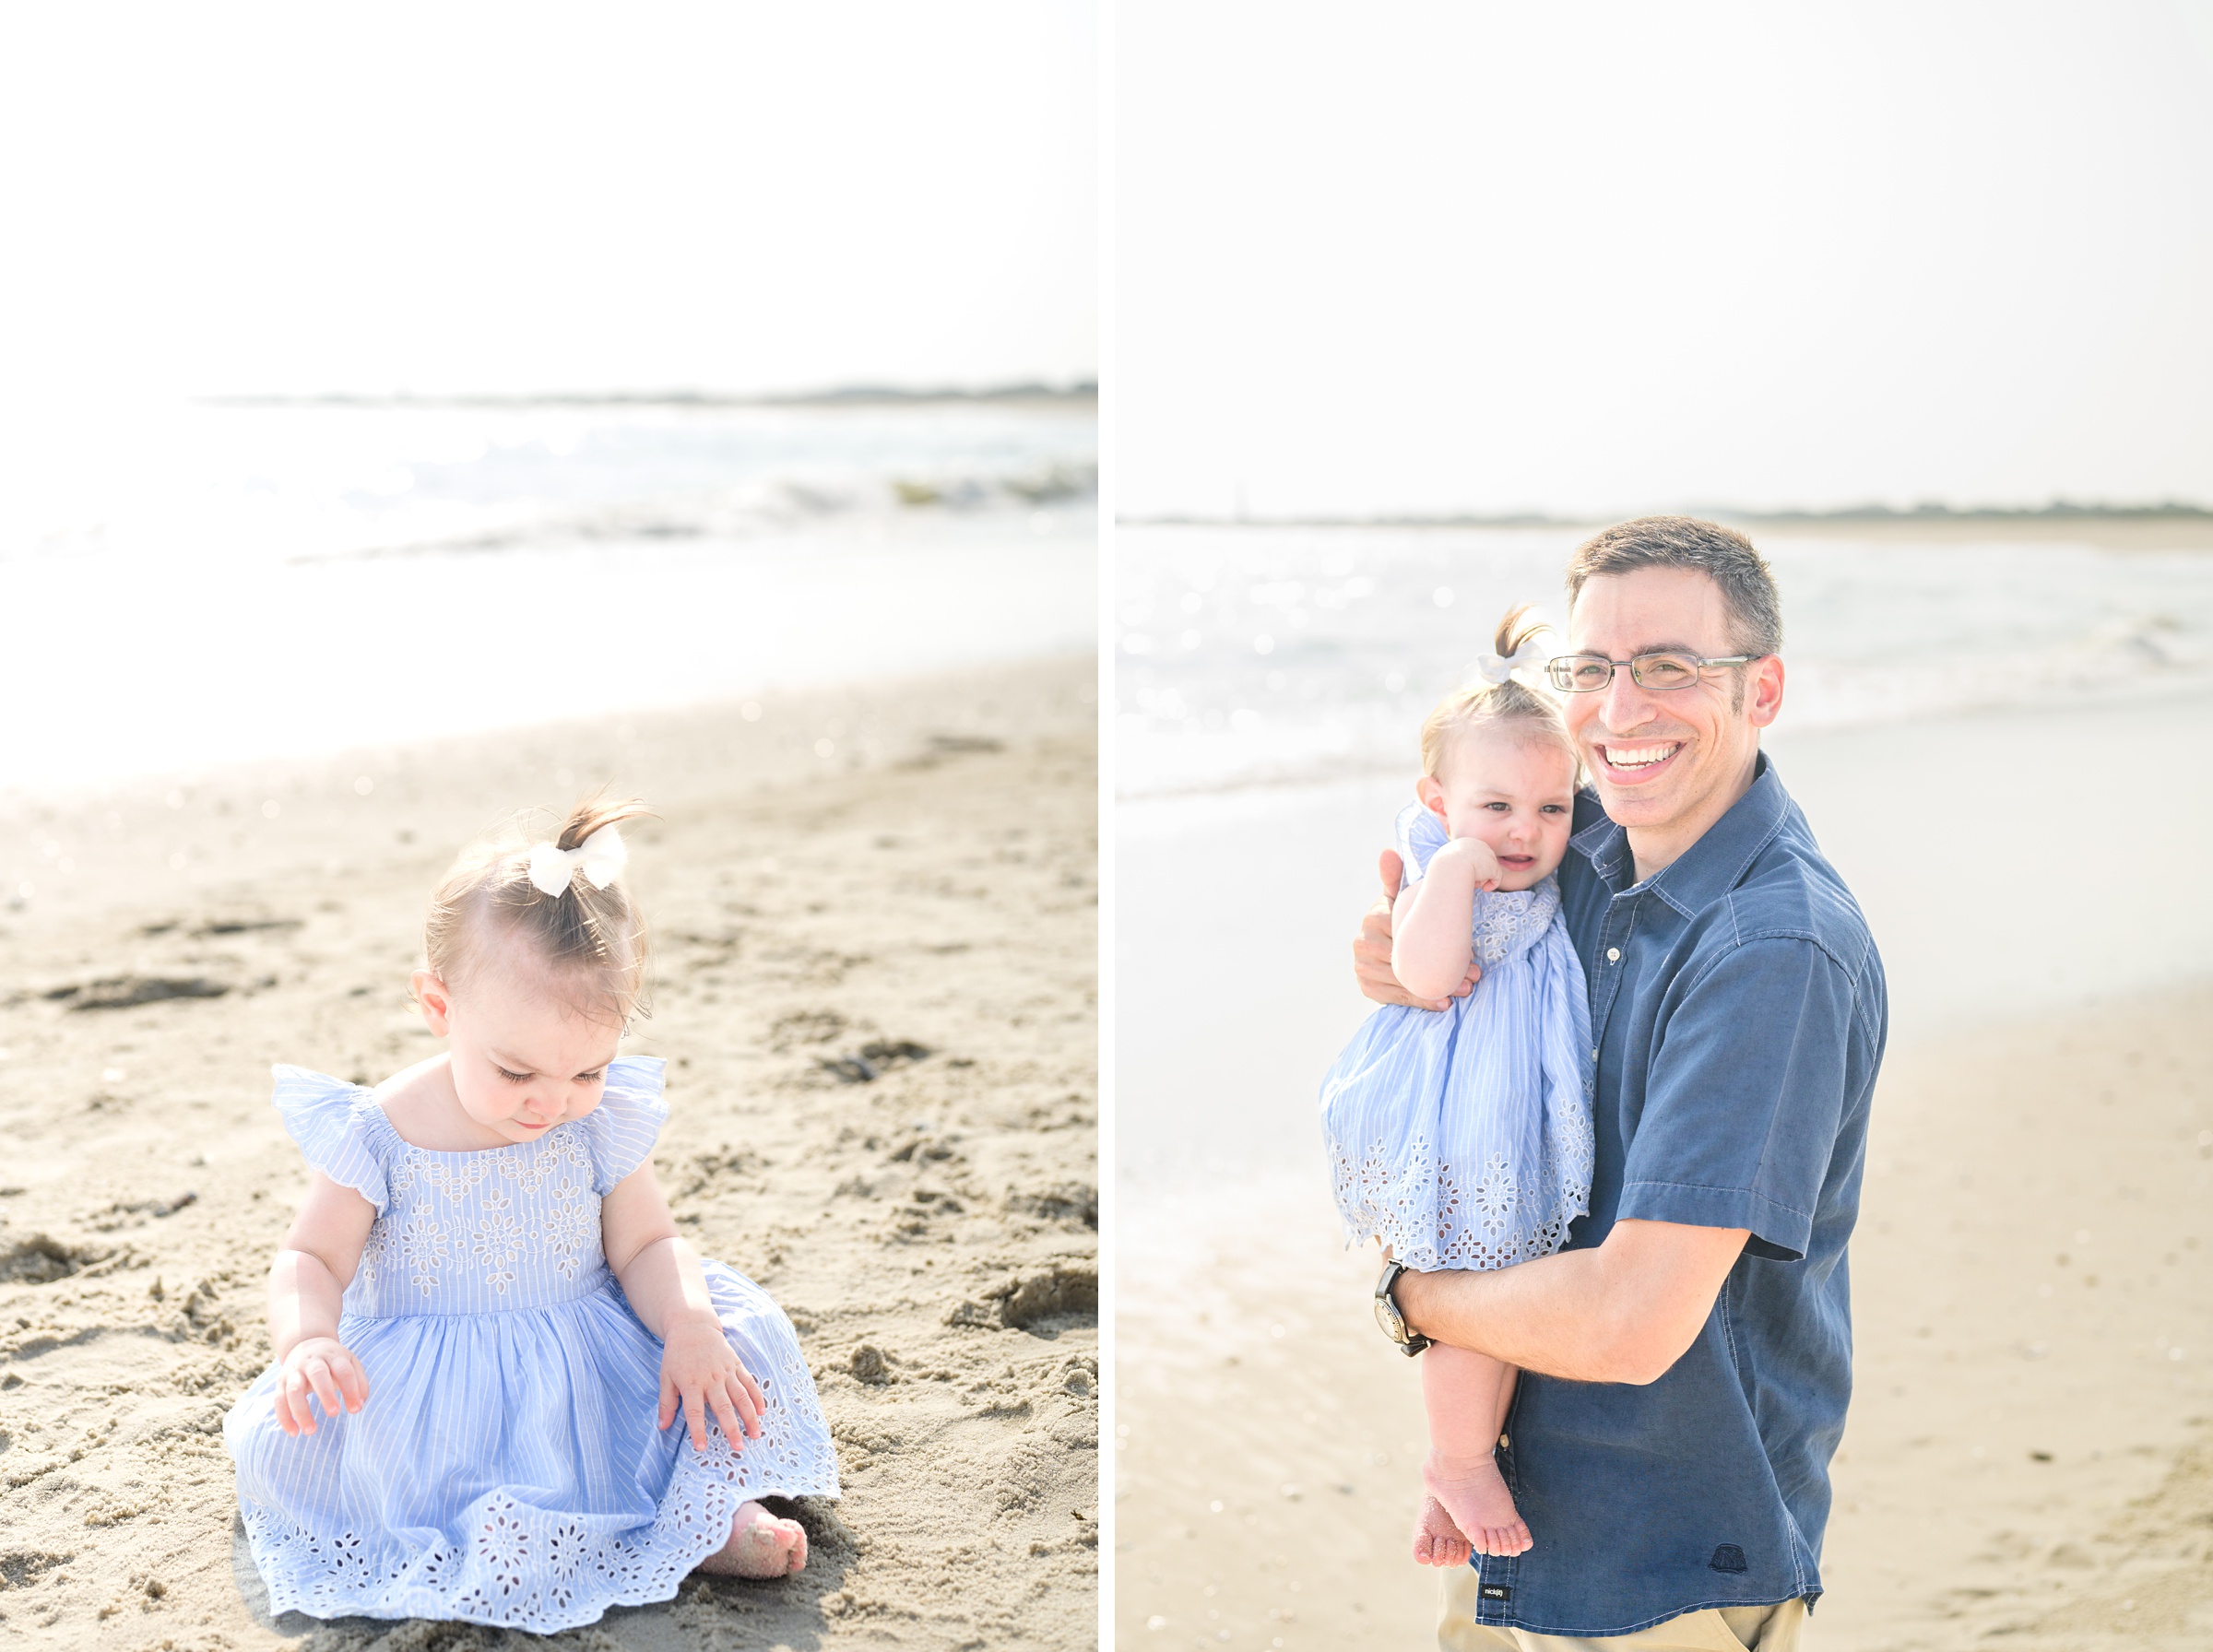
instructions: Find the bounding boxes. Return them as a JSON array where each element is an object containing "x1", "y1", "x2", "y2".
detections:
[
  {"x1": 1321, "y1": 803, "x2": 1596, "y2": 1273},
  {"x1": 222, "y1": 1057, "x2": 839, "y2": 1632}
]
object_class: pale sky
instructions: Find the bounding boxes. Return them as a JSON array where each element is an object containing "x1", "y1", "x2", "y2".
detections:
[
  {"x1": 0, "y1": 2, "x2": 1095, "y2": 399},
  {"x1": 1116, "y1": 1, "x2": 2213, "y2": 517}
]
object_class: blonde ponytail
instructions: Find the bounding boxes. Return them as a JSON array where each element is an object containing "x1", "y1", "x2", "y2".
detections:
[
  {"x1": 421, "y1": 792, "x2": 657, "y2": 1023},
  {"x1": 1417, "y1": 606, "x2": 1577, "y2": 780}
]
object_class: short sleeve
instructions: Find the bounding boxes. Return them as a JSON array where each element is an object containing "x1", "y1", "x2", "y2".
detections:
[
  {"x1": 1394, "y1": 802, "x2": 1450, "y2": 886},
  {"x1": 579, "y1": 1056, "x2": 669, "y2": 1195},
  {"x1": 271, "y1": 1065, "x2": 390, "y2": 1214},
  {"x1": 1616, "y1": 938, "x2": 1857, "y2": 1262}
]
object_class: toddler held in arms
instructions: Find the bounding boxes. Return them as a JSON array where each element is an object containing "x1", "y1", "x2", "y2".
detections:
[
  {"x1": 223, "y1": 796, "x2": 838, "y2": 1633},
  {"x1": 1320, "y1": 608, "x2": 1593, "y2": 1567}
]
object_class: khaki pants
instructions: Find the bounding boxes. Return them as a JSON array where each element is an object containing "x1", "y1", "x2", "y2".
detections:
[{"x1": 1439, "y1": 1568, "x2": 1809, "y2": 1651}]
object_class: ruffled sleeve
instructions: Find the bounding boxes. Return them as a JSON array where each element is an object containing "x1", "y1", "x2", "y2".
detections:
[
  {"x1": 1393, "y1": 800, "x2": 1450, "y2": 887},
  {"x1": 271, "y1": 1065, "x2": 390, "y2": 1214},
  {"x1": 578, "y1": 1056, "x2": 669, "y2": 1195}
]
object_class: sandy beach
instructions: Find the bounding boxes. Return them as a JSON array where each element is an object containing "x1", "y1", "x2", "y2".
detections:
[
  {"x1": 1113, "y1": 696, "x2": 2212, "y2": 1650},
  {"x1": 0, "y1": 655, "x2": 1097, "y2": 1650}
]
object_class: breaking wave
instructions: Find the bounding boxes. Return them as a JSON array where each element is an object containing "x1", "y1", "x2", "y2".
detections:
[{"x1": 299, "y1": 460, "x2": 1097, "y2": 563}]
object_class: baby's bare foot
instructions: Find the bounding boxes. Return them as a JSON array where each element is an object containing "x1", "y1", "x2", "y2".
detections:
[
  {"x1": 1412, "y1": 1494, "x2": 1473, "y2": 1568},
  {"x1": 1423, "y1": 1449, "x2": 1531, "y2": 1558},
  {"x1": 692, "y1": 1500, "x2": 808, "y2": 1578}
]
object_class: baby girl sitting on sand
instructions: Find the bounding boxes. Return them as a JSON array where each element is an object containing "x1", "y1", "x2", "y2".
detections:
[
  {"x1": 1320, "y1": 608, "x2": 1594, "y2": 1566},
  {"x1": 223, "y1": 796, "x2": 839, "y2": 1633}
]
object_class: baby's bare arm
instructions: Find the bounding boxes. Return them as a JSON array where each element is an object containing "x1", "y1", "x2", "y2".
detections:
[
  {"x1": 268, "y1": 1172, "x2": 376, "y2": 1434},
  {"x1": 1355, "y1": 849, "x2": 1481, "y2": 1009},
  {"x1": 1392, "y1": 841, "x2": 1499, "y2": 1002},
  {"x1": 270, "y1": 1172, "x2": 375, "y2": 1359},
  {"x1": 604, "y1": 1165, "x2": 766, "y2": 1449},
  {"x1": 603, "y1": 1164, "x2": 708, "y2": 1331}
]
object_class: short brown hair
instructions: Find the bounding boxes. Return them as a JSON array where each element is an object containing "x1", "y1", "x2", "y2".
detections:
[
  {"x1": 421, "y1": 793, "x2": 657, "y2": 1023},
  {"x1": 1564, "y1": 516, "x2": 1782, "y2": 657}
]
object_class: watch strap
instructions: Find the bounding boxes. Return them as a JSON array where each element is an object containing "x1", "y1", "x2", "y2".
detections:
[{"x1": 1378, "y1": 1257, "x2": 1433, "y2": 1356}]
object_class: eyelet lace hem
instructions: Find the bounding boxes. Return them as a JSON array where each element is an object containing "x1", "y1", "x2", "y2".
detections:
[
  {"x1": 1329, "y1": 1134, "x2": 1592, "y2": 1273},
  {"x1": 242, "y1": 1414, "x2": 839, "y2": 1633},
  {"x1": 237, "y1": 1304, "x2": 839, "y2": 1631}
]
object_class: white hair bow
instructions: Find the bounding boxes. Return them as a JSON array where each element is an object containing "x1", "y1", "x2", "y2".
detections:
[
  {"x1": 527, "y1": 825, "x2": 627, "y2": 897},
  {"x1": 1476, "y1": 637, "x2": 1550, "y2": 686}
]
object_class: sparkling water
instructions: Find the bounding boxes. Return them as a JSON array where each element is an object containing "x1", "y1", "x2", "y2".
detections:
[
  {"x1": 1116, "y1": 522, "x2": 2213, "y2": 797},
  {"x1": 1, "y1": 397, "x2": 1095, "y2": 792}
]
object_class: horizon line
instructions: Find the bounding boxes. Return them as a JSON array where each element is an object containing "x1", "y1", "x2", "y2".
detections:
[
  {"x1": 195, "y1": 379, "x2": 1097, "y2": 410},
  {"x1": 1120, "y1": 500, "x2": 2213, "y2": 527}
]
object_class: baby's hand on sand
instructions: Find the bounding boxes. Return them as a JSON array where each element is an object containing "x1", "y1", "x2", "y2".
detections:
[
  {"x1": 658, "y1": 1309, "x2": 767, "y2": 1453},
  {"x1": 274, "y1": 1336, "x2": 368, "y2": 1436}
]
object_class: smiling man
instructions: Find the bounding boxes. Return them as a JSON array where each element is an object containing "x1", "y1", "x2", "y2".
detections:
[{"x1": 1354, "y1": 517, "x2": 1888, "y2": 1649}]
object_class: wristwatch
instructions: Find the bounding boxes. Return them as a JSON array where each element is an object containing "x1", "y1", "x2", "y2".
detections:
[{"x1": 1374, "y1": 1256, "x2": 1432, "y2": 1356}]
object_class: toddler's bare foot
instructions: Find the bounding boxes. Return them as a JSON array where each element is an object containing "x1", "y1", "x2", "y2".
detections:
[
  {"x1": 693, "y1": 1500, "x2": 808, "y2": 1578},
  {"x1": 1412, "y1": 1494, "x2": 1473, "y2": 1568},
  {"x1": 1423, "y1": 1449, "x2": 1531, "y2": 1558}
]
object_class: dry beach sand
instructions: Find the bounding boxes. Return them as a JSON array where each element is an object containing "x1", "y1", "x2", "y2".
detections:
[
  {"x1": 1114, "y1": 696, "x2": 2213, "y2": 1650},
  {"x1": 1116, "y1": 991, "x2": 2213, "y2": 1652},
  {"x1": 0, "y1": 655, "x2": 1098, "y2": 1650}
]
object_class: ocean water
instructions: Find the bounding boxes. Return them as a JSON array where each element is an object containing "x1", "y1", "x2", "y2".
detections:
[
  {"x1": 0, "y1": 397, "x2": 1095, "y2": 794},
  {"x1": 1116, "y1": 522, "x2": 2213, "y2": 797}
]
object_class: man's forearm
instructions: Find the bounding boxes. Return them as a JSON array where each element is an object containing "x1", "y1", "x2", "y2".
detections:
[
  {"x1": 1394, "y1": 1219, "x2": 1751, "y2": 1386},
  {"x1": 1396, "y1": 1246, "x2": 1644, "y2": 1383}
]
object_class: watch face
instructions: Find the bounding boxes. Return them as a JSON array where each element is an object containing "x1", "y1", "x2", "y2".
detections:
[{"x1": 1375, "y1": 1292, "x2": 1402, "y2": 1343}]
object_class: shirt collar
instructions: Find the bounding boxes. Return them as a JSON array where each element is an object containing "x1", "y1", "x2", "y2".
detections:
[{"x1": 1569, "y1": 750, "x2": 1790, "y2": 915}]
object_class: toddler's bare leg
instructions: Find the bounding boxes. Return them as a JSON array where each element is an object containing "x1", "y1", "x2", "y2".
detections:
[
  {"x1": 1413, "y1": 1340, "x2": 1489, "y2": 1566},
  {"x1": 693, "y1": 1500, "x2": 808, "y2": 1578},
  {"x1": 1417, "y1": 1346, "x2": 1531, "y2": 1560}
]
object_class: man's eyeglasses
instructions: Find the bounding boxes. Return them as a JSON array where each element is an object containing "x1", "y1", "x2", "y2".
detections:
[{"x1": 1544, "y1": 653, "x2": 1762, "y2": 693}]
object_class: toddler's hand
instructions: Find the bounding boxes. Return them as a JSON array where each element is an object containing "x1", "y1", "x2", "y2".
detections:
[
  {"x1": 1441, "y1": 836, "x2": 1503, "y2": 891},
  {"x1": 657, "y1": 1309, "x2": 766, "y2": 1453},
  {"x1": 274, "y1": 1336, "x2": 369, "y2": 1436}
]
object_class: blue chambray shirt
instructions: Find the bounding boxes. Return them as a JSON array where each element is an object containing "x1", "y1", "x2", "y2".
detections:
[{"x1": 1471, "y1": 752, "x2": 1887, "y2": 1636}]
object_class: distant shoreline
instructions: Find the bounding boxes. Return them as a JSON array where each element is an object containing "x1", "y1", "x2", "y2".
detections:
[
  {"x1": 1123, "y1": 501, "x2": 2211, "y2": 527},
  {"x1": 1121, "y1": 502, "x2": 2213, "y2": 549},
  {"x1": 196, "y1": 381, "x2": 1098, "y2": 410}
]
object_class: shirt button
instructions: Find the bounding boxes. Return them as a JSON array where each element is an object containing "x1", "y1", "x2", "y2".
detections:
[
  {"x1": 1605, "y1": 947, "x2": 1621, "y2": 962},
  {"x1": 1590, "y1": 1047, "x2": 1599, "y2": 1061}
]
